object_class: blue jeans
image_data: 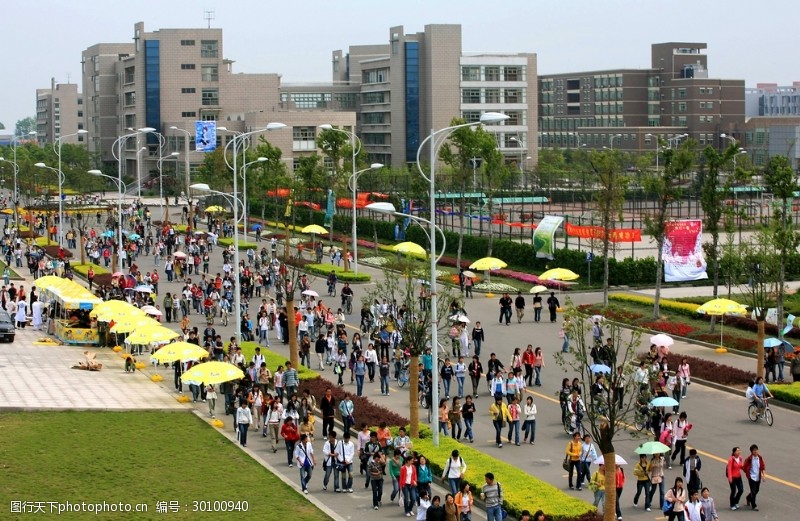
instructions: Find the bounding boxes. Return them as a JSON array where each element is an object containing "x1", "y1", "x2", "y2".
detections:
[
  {"x1": 390, "y1": 477, "x2": 400, "y2": 500},
  {"x1": 493, "y1": 419, "x2": 503, "y2": 445},
  {"x1": 355, "y1": 374, "x2": 364, "y2": 396},
  {"x1": 299, "y1": 464, "x2": 313, "y2": 491},
  {"x1": 443, "y1": 378, "x2": 451, "y2": 397},
  {"x1": 464, "y1": 417, "x2": 474, "y2": 441},
  {"x1": 238, "y1": 423, "x2": 249, "y2": 446},
  {"x1": 524, "y1": 419, "x2": 536, "y2": 443},
  {"x1": 534, "y1": 366, "x2": 542, "y2": 386},
  {"x1": 473, "y1": 338, "x2": 482, "y2": 356},
  {"x1": 448, "y1": 478, "x2": 461, "y2": 495},
  {"x1": 323, "y1": 464, "x2": 338, "y2": 490},
  {"x1": 380, "y1": 375, "x2": 390, "y2": 394},
  {"x1": 337, "y1": 462, "x2": 353, "y2": 490},
  {"x1": 456, "y1": 376, "x2": 465, "y2": 397},
  {"x1": 507, "y1": 420, "x2": 520, "y2": 444},
  {"x1": 487, "y1": 505, "x2": 503, "y2": 521},
  {"x1": 402, "y1": 486, "x2": 417, "y2": 514},
  {"x1": 562, "y1": 335, "x2": 570, "y2": 353},
  {"x1": 439, "y1": 421, "x2": 449, "y2": 436}
]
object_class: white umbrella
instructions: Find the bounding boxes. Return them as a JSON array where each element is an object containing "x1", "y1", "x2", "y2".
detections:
[
  {"x1": 589, "y1": 364, "x2": 611, "y2": 374},
  {"x1": 529, "y1": 285, "x2": 548, "y2": 294},
  {"x1": 449, "y1": 314, "x2": 470, "y2": 323},
  {"x1": 593, "y1": 454, "x2": 627, "y2": 466},
  {"x1": 141, "y1": 305, "x2": 162, "y2": 317},
  {"x1": 134, "y1": 285, "x2": 153, "y2": 293},
  {"x1": 650, "y1": 334, "x2": 674, "y2": 348},
  {"x1": 173, "y1": 251, "x2": 187, "y2": 259},
  {"x1": 463, "y1": 270, "x2": 477, "y2": 278},
  {"x1": 302, "y1": 289, "x2": 320, "y2": 298}
]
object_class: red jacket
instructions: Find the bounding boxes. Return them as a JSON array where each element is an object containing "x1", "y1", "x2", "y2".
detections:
[
  {"x1": 280, "y1": 423, "x2": 299, "y2": 442},
  {"x1": 743, "y1": 454, "x2": 765, "y2": 480},
  {"x1": 522, "y1": 351, "x2": 535, "y2": 366},
  {"x1": 399, "y1": 464, "x2": 417, "y2": 488},
  {"x1": 726, "y1": 455, "x2": 743, "y2": 483}
]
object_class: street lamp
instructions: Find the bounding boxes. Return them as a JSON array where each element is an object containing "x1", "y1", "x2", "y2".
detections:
[
  {"x1": 1, "y1": 131, "x2": 38, "y2": 231},
  {"x1": 241, "y1": 156, "x2": 268, "y2": 238},
  {"x1": 157, "y1": 152, "x2": 180, "y2": 221},
  {"x1": 33, "y1": 163, "x2": 64, "y2": 245},
  {"x1": 608, "y1": 134, "x2": 623, "y2": 150},
  {"x1": 366, "y1": 202, "x2": 446, "y2": 258},
  {"x1": 416, "y1": 111, "x2": 508, "y2": 447},
  {"x1": 666, "y1": 133, "x2": 689, "y2": 149},
  {"x1": 52, "y1": 129, "x2": 89, "y2": 247},
  {"x1": 169, "y1": 126, "x2": 195, "y2": 228},
  {"x1": 509, "y1": 137, "x2": 525, "y2": 173},
  {"x1": 216, "y1": 123, "x2": 286, "y2": 343},
  {"x1": 645, "y1": 133, "x2": 661, "y2": 172},
  {"x1": 88, "y1": 169, "x2": 127, "y2": 271},
  {"x1": 318, "y1": 124, "x2": 377, "y2": 274}
]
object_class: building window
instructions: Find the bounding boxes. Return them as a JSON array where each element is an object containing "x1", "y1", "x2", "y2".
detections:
[
  {"x1": 181, "y1": 39, "x2": 195, "y2": 46},
  {"x1": 124, "y1": 67, "x2": 135, "y2": 84},
  {"x1": 181, "y1": 111, "x2": 196, "y2": 118},
  {"x1": 363, "y1": 92, "x2": 385, "y2": 104},
  {"x1": 364, "y1": 133, "x2": 387, "y2": 145},
  {"x1": 124, "y1": 114, "x2": 136, "y2": 128},
  {"x1": 362, "y1": 69, "x2": 389, "y2": 84},
  {"x1": 484, "y1": 66, "x2": 500, "y2": 81},
  {"x1": 485, "y1": 88, "x2": 500, "y2": 103},
  {"x1": 201, "y1": 64, "x2": 218, "y2": 82},
  {"x1": 363, "y1": 112, "x2": 385, "y2": 125},
  {"x1": 678, "y1": 88, "x2": 687, "y2": 99},
  {"x1": 461, "y1": 66, "x2": 480, "y2": 81},
  {"x1": 200, "y1": 40, "x2": 219, "y2": 58},
  {"x1": 678, "y1": 102, "x2": 687, "y2": 113},
  {"x1": 293, "y1": 126, "x2": 317, "y2": 151},
  {"x1": 201, "y1": 88, "x2": 219, "y2": 106},
  {"x1": 504, "y1": 66, "x2": 521, "y2": 82},
  {"x1": 123, "y1": 91, "x2": 136, "y2": 106},
  {"x1": 181, "y1": 63, "x2": 196, "y2": 70},
  {"x1": 334, "y1": 93, "x2": 356, "y2": 109},
  {"x1": 181, "y1": 87, "x2": 196, "y2": 94},
  {"x1": 505, "y1": 111, "x2": 522, "y2": 125},
  {"x1": 77, "y1": 111, "x2": 83, "y2": 118},
  {"x1": 462, "y1": 111, "x2": 481, "y2": 123},
  {"x1": 505, "y1": 89, "x2": 523, "y2": 104},
  {"x1": 462, "y1": 89, "x2": 481, "y2": 104}
]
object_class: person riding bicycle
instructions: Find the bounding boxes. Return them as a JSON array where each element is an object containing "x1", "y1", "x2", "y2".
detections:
[
  {"x1": 203, "y1": 295, "x2": 214, "y2": 318},
  {"x1": 360, "y1": 304, "x2": 374, "y2": 332},
  {"x1": 327, "y1": 271, "x2": 337, "y2": 294},
  {"x1": 340, "y1": 282, "x2": 354, "y2": 309},
  {"x1": 751, "y1": 376, "x2": 772, "y2": 413}
]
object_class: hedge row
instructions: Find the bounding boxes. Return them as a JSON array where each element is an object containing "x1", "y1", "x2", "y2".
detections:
[
  {"x1": 770, "y1": 383, "x2": 800, "y2": 406},
  {"x1": 238, "y1": 342, "x2": 319, "y2": 381},
  {"x1": 609, "y1": 293, "x2": 700, "y2": 318},
  {"x1": 304, "y1": 263, "x2": 371, "y2": 282}
]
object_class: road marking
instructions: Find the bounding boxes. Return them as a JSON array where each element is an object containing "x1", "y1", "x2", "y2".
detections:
[{"x1": 524, "y1": 389, "x2": 800, "y2": 492}]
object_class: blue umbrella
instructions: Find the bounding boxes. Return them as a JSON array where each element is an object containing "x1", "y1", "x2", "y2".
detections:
[
  {"x1": 251, "y1": 224, "x2": 262, "y2": 231},
  {"x1": 589, "y1": 364, "x2": 611, "y2": 374},
  {"x1": 650, "y1": 396, "x2": 680, "y2": 408},
  {"x1": 764, "y1": 338, "x2": 783, "y2": 348},
  {"x1": 101, "y1": 230, "x2": 115, "y2": 238},
  {"x1": 128, "y1": 233, "x2": 141, "y2": 240}
]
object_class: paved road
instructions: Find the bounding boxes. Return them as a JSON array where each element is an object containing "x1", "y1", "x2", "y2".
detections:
[{"x1": 18, "y1": 206, "x2": 799, "y2": 520}]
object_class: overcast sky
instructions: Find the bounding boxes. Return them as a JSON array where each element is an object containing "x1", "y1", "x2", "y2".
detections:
[{"x1": 3, "y1": 0, "x2": 798, "y2": 130}]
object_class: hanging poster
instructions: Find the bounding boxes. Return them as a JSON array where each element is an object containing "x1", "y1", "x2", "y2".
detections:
[
  {"x1": 532, "y1": 215, "x2": 563, "y2": 259},
  {"x1": 663, "y1": 220, "x2": 708, "y2": 282},
  {"x1": 564, "y1": 223, "x2": 642, "y2": 242},
  {"x1": 324, "y1": 189, "x2": 336, "y2": 226},
  {"x1": 195, "y1": 121, "x2": 217, "y2": 152}
]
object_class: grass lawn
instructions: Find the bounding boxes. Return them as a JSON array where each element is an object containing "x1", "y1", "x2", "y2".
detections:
[{"x1": 0, "y1": 411, "x2": 330, "y2": 521}]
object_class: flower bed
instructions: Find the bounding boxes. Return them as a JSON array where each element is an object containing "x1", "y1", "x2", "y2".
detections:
[
  {"x1": 640, "y1": 321, "x2": 696, "y2": 337},
  {"x1": 647, "y1": 352, "x2": 756, "y2": 387},
  {"x1": 693, "y1": 333, "x2": 758, "y2": 352},
  {"x1": 578, "y1": 304, "x2": 643, "y2": 323},
  {"x1": 610, "y1": 294, "x2": 700, "y2": 317},
  {"x1": 216, "y1": 238, "x2": 259, "y2": 250},
  {"x1": 360, "y1": 256, "x2": 389, "y2": 266},
  {"x1": 474, "y1": 281, "x2": 519, "y2": 293}
]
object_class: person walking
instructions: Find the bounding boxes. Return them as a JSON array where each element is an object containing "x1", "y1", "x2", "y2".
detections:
[
  {"x1": 614, "y1": 465, "x2": 625, "y2": 520},
  {"x1": 699, "y1": 487, "x2": 719, "y2": 521},
  {"x1": 684, "y1": 489, "x2": 703, "y2": 521},
  {"x1": 293, "y1": 433, "x2": 315, "y2": 494},
  {"x1": 471, "y1": 322, "x2": 484, "y2": 357},
  {"x1": 400, "y1": 455, "x2": 418, "y2": 516},
  {"x1": 443, "y1": 494, "x2": 458, "y2": 521},
  {"x1": 683, "y1": 449, "x2": 702, "y2": 494},
  {"x1": 461, "y1": 395, "x2": 476, "y2": 443},
  {"x1": 633, "y1": 454, "x2": 651, "y2": 511},
  {"x1": 726, "y1": 446, "x2": 744, "y2": 510},
  {"x1": 321, "y1": 431, "x2": 339, "y2": 492},
  {"x1": 532, "y1": 292, "x2": 543, "y2": 322},
  {"x1": 514, "y1": 291, "x2": 526, "y2": 323},
  {"x1": 578, "y1": 434, "x2": 597, "y2": 490},
  {"x1": 320, "y1": 388, "x2": 336, "y2": 437},
  {"x1": 647, "y1": 453, "x2": 666, "y2": 511},
  {"x1": 671, "y1": 412, "x2": 691, "y2": 467},
  {"x1": 454, "y1": 482, "x2": 474, "y2": 521},
  {"x1": 206, "y1": 384, "x2": 217, "y2": 418},
  {"x1": 280, "y1": 417, "x2": 300, "y2": 466},
  {"x1": 498, "y1": 293, "x2": 512, "y2": 325},
  {"x1": 480, "y1": 473, "x2": 504, "y2": 521},
  {"x1": 454, "y1": 356, "x2": 467, "y2": 398},
  {"x1": 468, "y1": 356, "x2": 483, "y2": 398},
  {"x1": 264, "y1": 401, "x2": 282, "y2": 453},
  {"x1": 565, "y1": 431, "x2": 582, "y2": 490},
  {"x1": 489, "y1": 396, "x2": 511, "y2": 448},
  {"x1": 339, "y1": 394, "x2": 355, "y2": 435},
  {"x1": 368, "y1": 451, "x2": 386, "y2": 509},
  {"x1": 507, "y1": 397, "x2": 522, "y2": 446},
  {"x1": 533, "y1": 347, "x2": 545, "y2": 387},
  {"x1": 442, "y1": 449, "x2": 467, "y2": 495},
  {"x1": 590, "y1": 463, "x2": 606, "y2": 513},
  {"x1": 546, "y1": 292, "x2": 559, "y2": 323},
  {"x1": 387, "y1": 449, "x2": 402, "y2": 503},
  {"x1": 523, "y1": 396, "x2": 537, "y2": 444},
  {"x1": 664, "y1": 477, "x2": 688, "y2": 521},
  {"x1": 236, "y1": 400, "x2": 252, "y2": 447},
  {"x1": 743, "y1": 444, "x2": 765, "y2": 511}
]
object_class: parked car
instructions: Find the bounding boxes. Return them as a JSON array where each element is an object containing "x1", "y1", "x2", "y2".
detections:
[{"x1": 0, "y1": 309, "x2": 16, "y2": 341}]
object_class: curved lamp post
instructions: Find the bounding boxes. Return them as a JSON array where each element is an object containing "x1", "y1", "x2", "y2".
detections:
[
  {"x1": 88, "y1": 169, "x2": 128, "y2": 272},
  {"x1": 416, "y1": 111, "x2": 508, "y2": 446},
  {"x1": 241, "y1": 156, "x2": 268, "y2": 237},
  {"x1": 157, "y1": 152, "x2": 180, "y2": 221},
  {"x1": 33, "y1": 163, "x2": 64, "y2": 245},
  {"x1": 52, "y1": 129, "x2": 88, "y2": 246}
]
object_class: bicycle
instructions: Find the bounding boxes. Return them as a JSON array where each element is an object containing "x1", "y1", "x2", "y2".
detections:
[
  {"x1": 563, "y1": 410, "x2": 585, "y2": 436},
  {"x1": 342, "y1": 294, "x2": 353, "y2": 315},
  {"x1": 398, "y1": 367, "x2": 410, "y2": 387},
  {"x1": 327, "y1": 281, "x2": 337, "y2": 297},
  {"x1": 747, "y1": 398, "x2": 774, "y2": 426}
]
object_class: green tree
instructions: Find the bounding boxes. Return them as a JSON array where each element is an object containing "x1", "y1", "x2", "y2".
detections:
[
  {"x1": 195, "y1": 149, "x2": 231, "y2": 192},
  {"x1": 589, "y1": 150, "x2": 627, "y2": 306},
  {"x1": 741, "y1": 230, "x2": 780, "y2": 378},
  {"x1": 643, "y1": 140, "x2": 695, "y2": 318},
  {"x1": 363, "y1": 257, "x2": 457, "y2": 438},
  {"x1": 439, "y1": 118, "x2": 502, "y2": 267},
  {"x1": 763, "y1": 155, "x2": 800, "y2": 339},
  {"x1": 555, "y1": 306, "x2": 645, "y2": 521},
  {"x1": 15, "y1": 117, "x2": 35, "y2": 137}
]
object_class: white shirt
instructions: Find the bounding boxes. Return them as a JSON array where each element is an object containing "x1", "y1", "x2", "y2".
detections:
[
  {"x1": 236, "y1": 407, "x2": 252, "y2": 425},
  {"x1": 294, "y1": 441, "x2": 314, "y2": 466},
  {"x1": 684, "y1": 500, "x2": 703, "y2": 521},
  {"x1": 340, "y1": 440, "x2": 356, "y2": 464},
  {"x1": 364, "y1": 348, "x2": 379, "y2": 364}
]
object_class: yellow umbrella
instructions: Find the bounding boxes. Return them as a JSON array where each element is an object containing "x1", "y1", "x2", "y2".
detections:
[
  {"x1": 33, "y1": 275, "x2": 65, "y2": 291},
  {"x1": 152, "y1": 342, "x2": 210, "y2": 363},
  {"x1": 393, "y1": 241, "x2": 427, "y2": 256},
  {"x1": 301, "y1": 224, "x2": 328, "y2": 235},
  {"x1": 126, "y1": 325, "x2": 181, "y2": 345},
  {"x1": 181, "y1": 361, "x2": 244, "y2": 385},
  {"x1": 110, "y1": 316, "x2": 160, "y2": 334},
  {"x1": 469, "y1": 257, "x2": 508, "y2": 271},
  {"x1": 539, "y1": 268, "x2": 580, "y2": 281},
  {"x1": 94, "y1": 307, "x2": 147, "y2": 322},
  {"x1": 0, "y1": 208, "x2": 13, "y2": 215},
  {"x1": 697, "y1": 298, "x2": 748, "y2": 351},
  {"x1": 205, "y1": 205, "x2": 226, "y2": 213}
]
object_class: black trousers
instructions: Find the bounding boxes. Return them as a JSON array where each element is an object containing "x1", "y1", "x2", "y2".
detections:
[
  {"x1": 729, "y1": 476, "x2": 743, "y2": 507},
  {"x1": 746, "y1": 477, "x2": 761, "y2": 507}
]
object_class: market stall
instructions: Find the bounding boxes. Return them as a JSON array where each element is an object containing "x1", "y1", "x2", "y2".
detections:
[{"x1": 36, "y1": 276, "x2": 102, "y2": 345}]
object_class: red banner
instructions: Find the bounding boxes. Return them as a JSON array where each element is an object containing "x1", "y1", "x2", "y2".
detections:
[{"x1": 564, "y1": 223, "x2": 642, "y2": 242}]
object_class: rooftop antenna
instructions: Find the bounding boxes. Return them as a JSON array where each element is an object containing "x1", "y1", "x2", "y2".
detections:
[{"x1": 204, "y1": 10, "x2": 215, "y2": 29}]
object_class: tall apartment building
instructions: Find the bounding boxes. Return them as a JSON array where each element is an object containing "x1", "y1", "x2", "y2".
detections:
[
  {"x1": 82, "y1": 22, "x2": 355, "y2": 184},
  {"x1": 35, "y1": 79, "x2": 84, "y2": 145},
  {"x1": 539, "y1": 42, "x2": 745, "y2": 152},
  {"x1": 332, "y1": 25, "x2": 538, "y2": 169},
  {"x1": 745, "y1": 83, "x2": 800, "y2": 117}
]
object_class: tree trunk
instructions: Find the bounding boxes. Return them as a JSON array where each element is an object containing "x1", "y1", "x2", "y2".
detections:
[
  {"x1": 284, "y1": 233, "x2": 299, "y2": 369},
  {"x1": 757, "y1": 318, "x2": 765, "y2": 378},
  {"x1": 79, "y1": 231, "x2": 86, "y2": 266},
  {"x1": 409, "y1": 355, "x2": 420, "y2": 438},
  {"x1": 602, "y1": 224, "x2": 611, "y2": 307},
  {"x1": 603, "y1": 454, "x2": 617, "y2": 521},
  {"x1": 456, "y1": 178, "x2": 465, "y2": 269}
]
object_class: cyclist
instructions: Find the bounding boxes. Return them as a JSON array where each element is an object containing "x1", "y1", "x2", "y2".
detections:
[
  {"x1": 327, "y1": 271, "x2": 338, "y2": 296},
  {"x1": 360, "y1": 304, "x2": 374, "y2": 333},
  {"x1": 340, "y1": 282, "x2": 354, "y2": 312},
  {"x1": 751, "y1": 376, "x2": 772, "y2": 414}
]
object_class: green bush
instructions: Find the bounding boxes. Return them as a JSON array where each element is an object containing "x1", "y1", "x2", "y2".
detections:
[
  {"x1": 413, "y1": 436, "x2": 594, "y2": 520},
  {"x1": 72, "y1": 263, "x2": 111, "y2": 276},
  {"x1": 217, "y1": 238, "x2": 259, "y2": 250},
  {"x1": 770, "y1": 382, "x2": 800, "y2": 406},
  {"x1": 239, "y1": 342, "x2": 319, "y2": 381},
  {"x1": 305, "y1": 263, "x2": 371, "y2": 282}
]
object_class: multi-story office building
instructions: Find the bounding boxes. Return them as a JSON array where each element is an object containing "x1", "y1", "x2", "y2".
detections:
[
  {"x1": 81, "y1": 22, "x2": 355, "y2": 186},
  {"x1": 35, "y1": 79, "x2": 84, "y2": 145},
  {"x1": 738, "y1": 116, "x2": 800, "y2": 169},
  {"x1": 332, "y1": 24, "x2": 538, "y2": 169},
  {"x1": 539, "y1": 42, "x2": 745, "y2": 152},
  {"x1": 745, "y1": 83, "x2": 800, "y2": 117}
]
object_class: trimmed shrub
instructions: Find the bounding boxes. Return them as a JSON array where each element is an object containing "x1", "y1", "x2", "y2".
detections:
[
  {"x1": 770, "y1": 382, "x2": 800, "y2": 406},
  {"x1": 610, "y1": 294, "x2": 700, "y2": 317},
  {"x1": 238, "y1": 342, "x2": 318, "y2": 381},
  {"x1": 72, "y1": 263, "x2": 111, "y2": 276},
  {"x1": 217, "y1": 238, "x2": 259, "y2": 250},
  {"x1": 304, "y1": 263, "x2": 371, "y2": 282}
]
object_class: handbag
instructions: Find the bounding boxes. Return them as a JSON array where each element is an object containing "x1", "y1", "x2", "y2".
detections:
[
  {"x1": 562, "y1": 456, "x2": 570, "y2": 472},
  {"x1": 662, "y1": 500, "x2": 674, "y2": 514}
]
